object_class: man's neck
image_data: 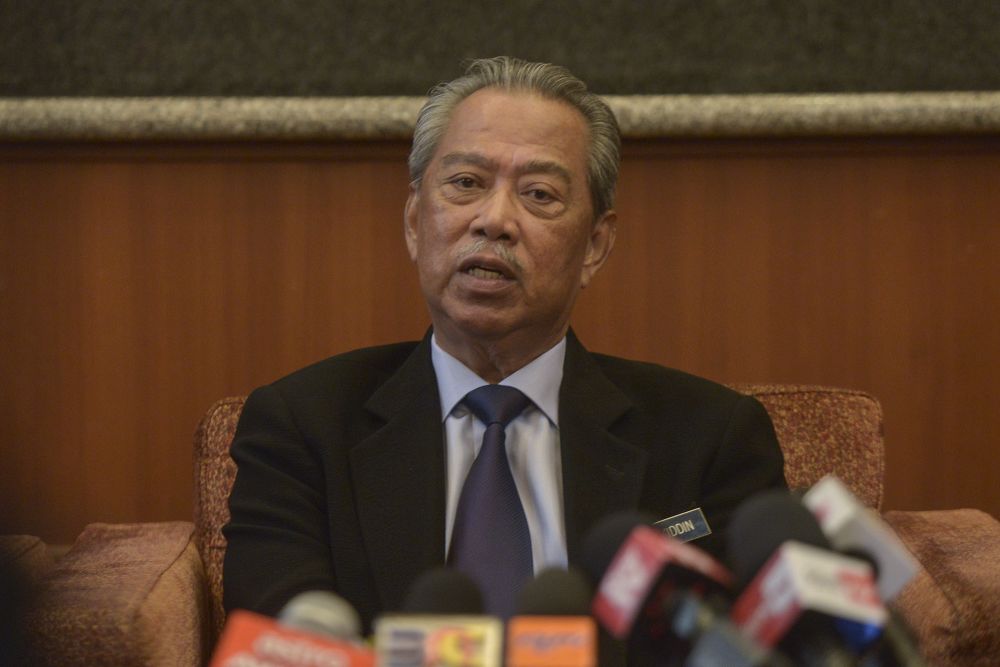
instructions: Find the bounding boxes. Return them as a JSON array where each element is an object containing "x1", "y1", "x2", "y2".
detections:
[{"x1": 432, "y1": 326, "x2": 568, "y2": 383}]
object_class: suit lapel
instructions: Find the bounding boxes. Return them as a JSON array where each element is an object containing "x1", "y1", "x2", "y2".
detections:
[
  {"x1": 349, "y1": 333, "x2": 447, "y2": 610},
  {"x1": 347, "y1": 330, "x2": 649, "y2": 606},
  {"x1": 560, "y1": 332, "x2": 649, "y2": 565}
]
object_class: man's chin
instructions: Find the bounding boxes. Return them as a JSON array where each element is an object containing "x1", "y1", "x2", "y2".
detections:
[
  {"x1": 430, "y1": 302, "x2": 522, "y2": 341},
  {"x1": 441, "y1": 314, "x2": 516, "y2": 343}
]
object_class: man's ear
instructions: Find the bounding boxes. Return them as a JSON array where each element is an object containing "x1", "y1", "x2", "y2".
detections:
[
  {"x1": 580, "y1": 210, "x2": 617, "y2": 289},
  {"x1": 403, "y1": 183, "x2": 420, "y2": 262}
]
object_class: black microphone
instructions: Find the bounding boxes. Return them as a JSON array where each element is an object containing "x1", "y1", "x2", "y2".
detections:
[
  {"x1": 726, "y1": 490, "x2": 831, "y2": 590},
  {"x1": 401, "y1": 566, "x2": 484, "y2": 614},
  {"x1": 515, "y1": 566, "x2": 593, "y2": 615}
]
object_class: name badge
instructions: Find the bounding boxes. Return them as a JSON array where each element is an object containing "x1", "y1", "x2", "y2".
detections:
[{"x1": 653, "y1": 507, "x2": 712, "y2": 542}]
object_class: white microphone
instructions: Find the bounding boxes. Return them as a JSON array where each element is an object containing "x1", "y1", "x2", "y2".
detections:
[
  {"x1": 279, "y1": 590, "x2": 363, "y2": 640},
  {"x1": 803, "y1": 475, "x2": 928, "y2": 665},
  {"x1": 803, "y1": 475, "x2": 919, "y2": 602}
]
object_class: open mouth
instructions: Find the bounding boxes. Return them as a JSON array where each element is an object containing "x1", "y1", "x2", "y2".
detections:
[
  {"x1": 465, "y1": 266, "x2": 508, "y2": 280},
  {"x1": 459, "y1": 253, "x2": 515, "y2": 281}
]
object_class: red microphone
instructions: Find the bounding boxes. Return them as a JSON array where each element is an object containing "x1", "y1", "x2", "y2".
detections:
[
  {"x1": 211, "y1": 591, "x2": 374, "y2": 667},
  {"x1": 591, "y1": 523, "x2": 732, "y2": 639},
  {"x1": 584, "y1": 513, "x2": 734, "y2": 664},
  {"x1": 730, "y1": 541, "x2": 887, "y2": 666},
  {"x1": 726, "y1": 491, "x2": 888, "y2": 665}
]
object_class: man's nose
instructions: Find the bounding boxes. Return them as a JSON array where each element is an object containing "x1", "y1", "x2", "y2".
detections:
[{"x1": 470, "y1": 189, "x2": 520, "y2": 242}]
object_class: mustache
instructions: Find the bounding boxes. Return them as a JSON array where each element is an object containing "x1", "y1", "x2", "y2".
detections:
[{"x1": 456, "y1": 239, "x2": 523, "y2": 274}]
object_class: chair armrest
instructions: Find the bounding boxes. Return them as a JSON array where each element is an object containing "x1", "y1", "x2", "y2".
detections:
[
  {"x1": 884, "y1": 508, "x2": 1000, "y2": 667},
  {"x1": 0, "y1": 534, "x2": 56, "y2": 585},
  {"x1": 25, "y1": 521, "x2": 211, "y2": 667}
]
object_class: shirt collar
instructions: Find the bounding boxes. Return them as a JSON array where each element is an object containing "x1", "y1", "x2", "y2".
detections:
[{"x1": 431, "y1": 333, "x2": 565, "y2": 427}]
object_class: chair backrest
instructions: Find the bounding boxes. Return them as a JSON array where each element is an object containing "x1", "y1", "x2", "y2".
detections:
[
  {"x1": 729, "y1": 384, "x2": 884, "y2": 508},
  {"x1": 193, "y1": 396, "x2": 244, "y2": 639},
  {"x1": 193, "y1": 384, "x2": 884, "y2": 637}
]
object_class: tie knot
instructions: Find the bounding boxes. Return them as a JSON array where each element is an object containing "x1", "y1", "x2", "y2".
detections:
[{"x1": 463, "y1": 385, "x2": 531, "y2": 428}]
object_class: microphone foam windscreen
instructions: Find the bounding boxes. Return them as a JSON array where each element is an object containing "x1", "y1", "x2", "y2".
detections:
[
  {"x1": 401, "y1": 567, "x2": 484, "y2": 614},
  {"x1": 726, "y1": 490, "x2": 831, "y2": 588},
  {"x1": 580, "y1": 511, "x2": 656, "y2": 586},
  {"x1": 277, "y1": 590, "x2": 361, "y2": 639},
  {"x1": 515, "y1": 567, "x2": 592, "y2": 615}
]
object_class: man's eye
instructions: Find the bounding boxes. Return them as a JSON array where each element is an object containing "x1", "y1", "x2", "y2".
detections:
[
  {"x1": 451, "y1": 177, "x2": 478, "y2": 189},
  {"x1": 525, "y1": 188, "x2": 555, "y2": 203}
]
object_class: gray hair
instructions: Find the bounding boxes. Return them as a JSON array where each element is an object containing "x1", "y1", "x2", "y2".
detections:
[{"x1": 408, "y1": 56, "x2": 621, "y2": 218}]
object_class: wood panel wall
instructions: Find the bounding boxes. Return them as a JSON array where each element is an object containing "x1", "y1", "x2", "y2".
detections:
[{"x1": 1, "y1": 137, "x2": 997, "y2": 543}]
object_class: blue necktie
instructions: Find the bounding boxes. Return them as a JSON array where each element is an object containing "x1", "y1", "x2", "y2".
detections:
[{"x1": 448, "y1": 384, "x2": 533, "y2": 618}]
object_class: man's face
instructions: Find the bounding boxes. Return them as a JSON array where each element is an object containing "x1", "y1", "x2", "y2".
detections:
[{"x1": 404, "y1": 88, "x2": 616, "y2": 357}]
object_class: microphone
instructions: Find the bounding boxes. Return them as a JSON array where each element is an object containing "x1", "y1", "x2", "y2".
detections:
[
  {"x1": 683, "y1": 620, "x2": 793, "y2": 667},
  {"x1": 803, "y1": 475, "x2": 919, "y2": 603},
  {"x1": 401, "y1": 566, "x2": 484, "y2": 615},
  {"x1": 505, "y1": 567, "x2": 597, "y2": 667},
  {"x1": 580, "y1": 511, "x2": 792, "y2": 666},
  {"x1": 802, "y1": 476, "x2": 927, "y2": 666},
  {"x1": 373, "y1": 568, "x2": 503, "y2": 667},
  {"x1": 727, "y1": 491, "x2": 888, "y2": 666},
  {"x1": 726, "y1": 490, "x2": 831, "y2": 590},
  {"x1": 583, "y1": 512, "x2": 735, "y2": 662},
  {"x1": 210, "y1": 591, "x2": 374, "y2": 667},
  {"x1": 278, "y1": 589, "x2": 362, "y2": 640}
]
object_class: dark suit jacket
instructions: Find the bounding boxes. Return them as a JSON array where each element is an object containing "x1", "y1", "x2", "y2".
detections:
[{"x1": 222, "y1": 331, "x2": 786, "y2": 633}]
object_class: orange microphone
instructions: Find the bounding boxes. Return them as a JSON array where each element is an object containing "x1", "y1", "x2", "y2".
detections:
[{"x1": 505, "y1": 567, "x2": 597, "y2": 667}]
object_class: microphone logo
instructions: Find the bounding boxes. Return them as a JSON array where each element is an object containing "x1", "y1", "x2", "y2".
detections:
[
  {"x1": 506, "y1": 617, "x2": 596, "y2": 667},
  {"x1": 592, "y1": 533, "x2": 660, "y2": 637},
  {"x1": 425, "y1": 626, "x2": 489, "y2": 665},
  {"x1": 374, "y1": 616, "x2": 503, "y2": 667}
]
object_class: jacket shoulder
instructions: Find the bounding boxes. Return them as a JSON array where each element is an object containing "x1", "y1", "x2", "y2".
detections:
[
  {"x1": 265, "y1": 340, "x2": 422, "y2": 403},
  {"x1": 588, "y1": 352, "x2": 747, "y2": 412}
]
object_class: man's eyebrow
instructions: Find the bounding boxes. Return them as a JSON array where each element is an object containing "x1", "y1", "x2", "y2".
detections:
[
  {"x1": 440, "y1": 152, "x2": 498, "y2": 171},
  {"x1": 439, "y1": 152, "x2": 573, "y2": 185},
  {"x1": 519, "y1": 159, "x2": 572, "y2": 185}
]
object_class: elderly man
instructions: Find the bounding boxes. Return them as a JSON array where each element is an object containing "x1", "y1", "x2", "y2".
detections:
[{"x1": 223, "y1": 57, "x2": 785, "y2": 634}]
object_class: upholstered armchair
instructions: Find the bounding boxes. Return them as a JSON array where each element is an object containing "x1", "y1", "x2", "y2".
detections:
[{"x1": 13, "y1": 385, "x2": 1000, "y2": 665}]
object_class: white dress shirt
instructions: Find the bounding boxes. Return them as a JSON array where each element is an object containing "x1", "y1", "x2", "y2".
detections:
[{"x1": 431, "y1": 334, "x2": 568, "y2": 573}]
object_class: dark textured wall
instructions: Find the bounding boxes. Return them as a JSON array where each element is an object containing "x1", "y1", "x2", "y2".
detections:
[{"x1": 2, "y1": 0, "x2": 1000, "y2": 96}]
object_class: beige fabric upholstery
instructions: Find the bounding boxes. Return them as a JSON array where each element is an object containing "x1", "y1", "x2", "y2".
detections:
[
  {"x1": 886, "y1": 509, "x2": 1000, "y2": 667},
  {"x1": 25, "y1": 521, "x2": 211, "y2": 666}
]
